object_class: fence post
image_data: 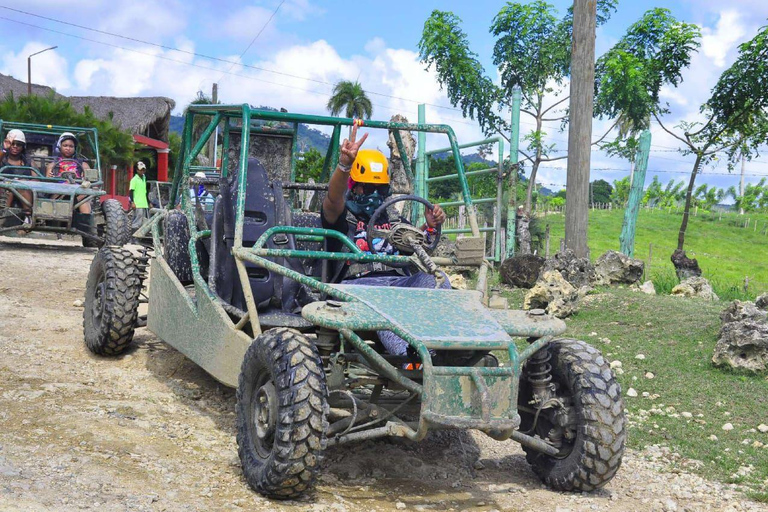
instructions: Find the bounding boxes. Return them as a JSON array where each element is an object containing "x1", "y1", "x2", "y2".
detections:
[
  {"x1": 559, "y1": 238, "x2": 565, "y2": 254},
  {"x1": 545, "y1": 224, "x2": 551, "y2": 258},
  {"x1": 646, "y1": 242, "x2": 653, "y2": 282}
]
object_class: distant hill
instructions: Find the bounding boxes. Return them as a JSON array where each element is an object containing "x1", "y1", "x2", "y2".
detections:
[{"x1": 169, "y1": 112, "x2": 331, "y2": 152}]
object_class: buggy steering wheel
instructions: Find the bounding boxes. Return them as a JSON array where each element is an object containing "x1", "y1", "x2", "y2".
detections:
[
  {"x1": 366, "y1": 195, "x2": 442, "y2": 256},
  {"x1": 55, "y1": 159, "x2": 83, "y2": 183}
]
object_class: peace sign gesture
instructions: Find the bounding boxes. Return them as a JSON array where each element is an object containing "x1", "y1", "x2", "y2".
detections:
[{"x1": 339, "y1": 123, "x2": 369, "y2": 167}]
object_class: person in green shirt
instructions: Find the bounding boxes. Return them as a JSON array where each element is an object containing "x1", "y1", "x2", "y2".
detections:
[{"x1": 129, "y1": 161, "x2": 149, "y2": 230}]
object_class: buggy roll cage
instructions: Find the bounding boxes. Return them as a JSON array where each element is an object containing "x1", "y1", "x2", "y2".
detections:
[
  {"x1": 138, "y1": 104, "x2": 486, "y2": 333},
  {"x1": 0, "y1": 120, "x2": 103, "y2": 185}
]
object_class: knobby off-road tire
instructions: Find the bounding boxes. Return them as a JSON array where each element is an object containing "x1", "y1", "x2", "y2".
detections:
[
  {"x1": 519, "y1": 338, "x2": 626, "y2": 491},
  {"x1": 103, "y1": 199, "x2": 131, "y2": 246},
  {"x1": 83, "y1": 247, "x2": 141, "y2": 356},
  {"x1": 236, "y1": 328, "x2": 329, "y2": 500},
  {"x1": 163, "y1": 211, "x2": 193, "y2": 285}
]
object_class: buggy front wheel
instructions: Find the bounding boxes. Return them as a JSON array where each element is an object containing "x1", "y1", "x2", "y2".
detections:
[
  {"x1": 518, "y1": 338, "x2": 626, "y2": 491},
  {"x1": 236, "y1": 328, "x2": 328, "y2": 500},
  {"x1": 83, "y1": 246, "x2": 141, "y2": 355}
]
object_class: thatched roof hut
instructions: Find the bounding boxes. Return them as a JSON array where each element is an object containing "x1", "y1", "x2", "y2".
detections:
[{"x1": 0, "y1": 72, "x2": 175, "y2": 142}]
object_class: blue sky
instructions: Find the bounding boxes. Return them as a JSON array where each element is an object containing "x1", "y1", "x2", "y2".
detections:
[{"x1": 2, "y1": 0, "x2": 768, "y2": 195}]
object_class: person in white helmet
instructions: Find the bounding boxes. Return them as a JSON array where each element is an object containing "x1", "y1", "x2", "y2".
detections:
[
  {"x1": 46, "y1": 132, "x2": 92, "y2": 214},
  {"x1": 1, "y1": 129, "x2": 34, "y2": 228}
]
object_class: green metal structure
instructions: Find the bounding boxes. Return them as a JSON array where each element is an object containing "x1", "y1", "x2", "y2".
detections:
[
  {"x1": 0, "y1": 120, "x2": 128, "y2": 246},
  {"x1": 422, "y1": 136, "x2": 506, "y2": 262},
  {"x1": 83, "y1": 105, "x2": 625, "y2": 500}
]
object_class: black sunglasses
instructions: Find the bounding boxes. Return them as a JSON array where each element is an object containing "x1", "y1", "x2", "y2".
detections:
[
  {"x1": 359, "y1": 183, "x2": 390, "y2": 195},
  {"x1": 10, "y1": 141, "x2": 25, "y2": 148}
]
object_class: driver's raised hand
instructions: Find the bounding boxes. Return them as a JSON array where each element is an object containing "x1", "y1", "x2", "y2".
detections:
[
  {"x1": 339, "y1": 123, "x2": 369, "y2": 167},
  {"x1": 425, "y1": 204, "x2": 446, "y2": 229}
]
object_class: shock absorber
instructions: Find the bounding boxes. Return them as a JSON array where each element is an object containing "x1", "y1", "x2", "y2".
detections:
[
  {"x1": 134, "y1": 245, "x2": 152, "y2": 302},
  {"x1": 527, "y1": 344, "x2": 555, "y2": 404}
]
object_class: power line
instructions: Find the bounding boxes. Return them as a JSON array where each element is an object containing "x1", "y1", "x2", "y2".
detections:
[
  {"x1": 0, "y1": 6, "x2": 472, "y2": 115},
  {"x1": 218, "y1": 0, "x2": 285, "y2": 83}
]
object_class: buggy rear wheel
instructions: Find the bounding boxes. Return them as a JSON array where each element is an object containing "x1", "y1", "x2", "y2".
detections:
[
  {"x1": 236, "y1": 328, "x2": 328, "y2": 500},
  {"x1": 518, "y1": 338, "x2": 626, "y2": 491},
  {"x1": 103, "y1": 199, "x2": 130, "y2": 246},
  {"x1": 83, "y1": 246, "x2": 141, "y2": 355}
]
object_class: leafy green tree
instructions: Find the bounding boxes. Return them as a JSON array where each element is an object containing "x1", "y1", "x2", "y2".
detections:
[
  {"x1": 419, "y1": 2, "x2": 620, "y2": 216},
  {"x1": 611, "y1": 176, "x2": 631, "y2": 205},
  {"x1": 693, "y1": 184, "x2": 725, "y2": 211},
  {"x1": 0, "y1": 92, "x2": 134, "y2": 166},
  {"x1": 649, "y1": 23, "x2": 768, "y2": 251},
  {"x1": 642, "y1": 175, "x2": 663, "y2": 206},
  {"x1": 326, "y1": 80, "x2": 373, "y2": 120},
  {"x1": 590, "y1": 179, "x2": 613, "y2": 204},
  {"x1": 295, "y1": 148, "x2": 324, "y2": 183},
  {"x1": 727, "y1": 178, "x2": 767, "y2": 213}
]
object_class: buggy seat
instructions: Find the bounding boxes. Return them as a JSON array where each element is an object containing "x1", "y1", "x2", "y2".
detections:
[{"x1": 207, "y1": 158, "x2": 324, "y2": 317}]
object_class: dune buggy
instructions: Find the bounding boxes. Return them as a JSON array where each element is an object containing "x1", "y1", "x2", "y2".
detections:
[
  {"x1": 0, "y1": 121, "x2": 129, "y2": 246},
  {"x1": 83, "y1": 105, "x2": 625, "y2": 499}
]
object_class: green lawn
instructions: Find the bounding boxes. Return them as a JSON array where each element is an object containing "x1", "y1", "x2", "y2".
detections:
[
  {"x1": 497, "y1": 286, "x2": 768, "y2": 499},
  {"x1": 538, "y1": 208, "x2": 768, "y2": 300}
]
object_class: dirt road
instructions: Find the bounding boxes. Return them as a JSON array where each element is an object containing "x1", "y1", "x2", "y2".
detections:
[{"x1": 0, "y1": 236, "x2": 764, "y2": 512}]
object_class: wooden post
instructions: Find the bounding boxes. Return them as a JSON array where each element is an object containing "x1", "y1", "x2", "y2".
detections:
[
  {"x1": 647, "y1": 242, "x2": 653, "y2": 281},
  {"x1": 564, "y1": 0, "x2": 597, "y2": 258},
  {"x1": 560, "y1": 238, "x2": 565, "y2": 254},
  {"x1": 545, "y1": 224, "x2": 551, "y2": 258},
  {"x1": 619, "y1": 130, "x2": 651, "y2": 257}
]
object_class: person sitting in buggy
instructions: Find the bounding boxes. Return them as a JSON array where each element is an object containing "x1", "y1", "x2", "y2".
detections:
[
  {"x1": 1, "y1": 129, "x2": 34, "y2": 228},
  {"x1": 46, "y1": 132, "x2": 92, "y2": 214},
  {"x1": 321, "y1": 124, "x2": 449, "y2": 358}
]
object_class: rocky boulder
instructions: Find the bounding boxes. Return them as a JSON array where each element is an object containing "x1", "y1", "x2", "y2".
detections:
[
  {"x1": 594, "y1": 250, "x2": 645, "y2": 285},
  {"x1": 523, "y1": 270, "x2": 586, "y2": 318},
  {"x1": 639, "y1": 281, "x2": 657, "y2": 295},
  {"x1": 755, "y1": 293, "x2": 768, "y2": 310},
  {"x1": 671, "y1": 249, "x2": 702, "y2": 280},
  {"x1": 713, "y1": 299, "x2": 768, "y2": 372},
  {"x1": 671, "y1": 276, "x2": 719, "y2": 301},
  {"x1": 541, "y1": 249, "x2": 596, "y2": 289},
  {"x1": 720, "y1": 300, "x2": 767, "y2": 324},
  {"x1": 499, "y1": 254, "x2": 546, "y2": 288}
]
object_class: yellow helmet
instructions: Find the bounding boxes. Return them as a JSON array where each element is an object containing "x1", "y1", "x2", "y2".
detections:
[{"x1": 350, "y1": 149, "x2": 389, "y2": 184}]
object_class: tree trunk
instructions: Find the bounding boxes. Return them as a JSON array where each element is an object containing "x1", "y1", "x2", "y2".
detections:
[
  {"x1": 524, "y1": 159, "x2": 541, "y2": 213},
  {"x1": 564, "y1": 0, "x2": 597, "y2": 259},
  {"x1": 676, "y1": 153, "x2": 703, "y2": 251},
  {"x1": 739, "y1": 152, "x2": 745, "y2": 215}
]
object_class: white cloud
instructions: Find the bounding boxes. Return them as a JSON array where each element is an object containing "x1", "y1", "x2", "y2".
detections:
[
  {"x1": 1, "y1": 43, "x2": 71, "y2": 92},
  {"x1": 700, "y1": 10, "x2": 746, "y2": 67}
]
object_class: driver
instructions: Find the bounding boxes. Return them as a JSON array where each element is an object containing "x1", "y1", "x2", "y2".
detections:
[
  {"x1": 46, "y1": 132, "x2": 92, "y2": 214},
  {"x1": 321, "y1": 123, "x2": 449, "y2": 359}
]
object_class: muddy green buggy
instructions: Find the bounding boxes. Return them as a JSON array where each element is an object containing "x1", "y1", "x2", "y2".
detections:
[
  {"x1": 0, "y1": 121, "x2": 130, "y2": 246},
  {"x1": 83, "y1": 105, "x2": 625, "y2": 499}
]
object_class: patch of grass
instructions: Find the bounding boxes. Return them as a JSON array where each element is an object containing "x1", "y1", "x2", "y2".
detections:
[
  {"x1": 497, "y1": 285, "x2": 768, "y2": 496},
  {"x1": 747, "y1": 490, "x2": 768, "y2": 503},
  {"x1": 541, "y1": 208, "x2": 768, "y2": 299}
]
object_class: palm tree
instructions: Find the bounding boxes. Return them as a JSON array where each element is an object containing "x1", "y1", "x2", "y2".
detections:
[{"x1": 326, "y1": 80, "x2": 373, "y2": 121}]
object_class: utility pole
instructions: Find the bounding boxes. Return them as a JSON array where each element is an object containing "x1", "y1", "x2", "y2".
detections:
[
  {"x1": 564, "y1": 0, "x2": 597, "y2": 258},
  {"x1": 207, "y1": 83, "x2": 219, "y2": 165}
]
